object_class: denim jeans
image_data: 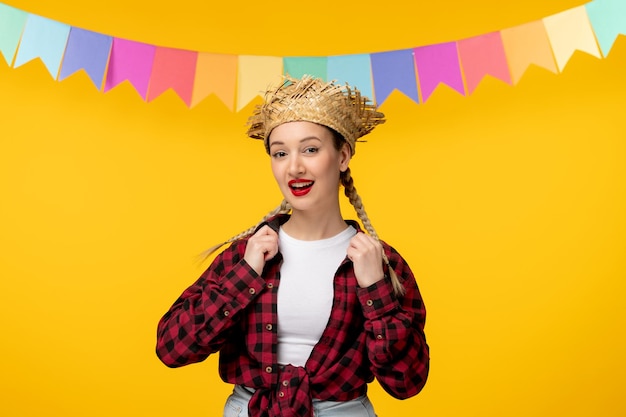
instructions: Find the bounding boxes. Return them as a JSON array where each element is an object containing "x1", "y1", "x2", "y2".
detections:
[{"x1": 223, "y1": 385, "x2": 378, "y2": 417}]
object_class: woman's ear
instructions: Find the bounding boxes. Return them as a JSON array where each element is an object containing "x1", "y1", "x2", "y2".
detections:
[{"x1": 339, "y1": 142, "x2": 352, "y2": 173}]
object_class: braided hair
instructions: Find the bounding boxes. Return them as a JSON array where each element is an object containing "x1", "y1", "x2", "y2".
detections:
[
  {"x1": 197, "y1": 199, "x2": 291, "y2": 262},
  {"x1": 340, "y1": 167, "x2": 405, "y2": 296}
]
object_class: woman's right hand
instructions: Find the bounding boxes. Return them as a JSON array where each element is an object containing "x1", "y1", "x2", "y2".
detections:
[{"x1": 243, "y1": 225, "x2": 279, "y2": 275}]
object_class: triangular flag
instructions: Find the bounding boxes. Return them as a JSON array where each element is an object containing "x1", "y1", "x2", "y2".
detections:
[
  {"x1": 370, "y1": 49, "x2": 419, "y2": 105},
  {"x1": 236, "y1": 55, "x2": 283, "y2": 111},
  {"x1": 327, "y1": 54, "x2": 374, "y2": 101},
  {"x1": 283, "y1": 57, "x2": 327, "y2": 81},
  {"x1": 191, "y1": 53, "x2": 237, "y2": 110},
  {"x1": 0, "y1": 3, "x2": 27, "y2": 65},
  {"x1": 501, "y1": 20, "x2": 558, "y2": 84},
  {"x1": 147, "y1": 47, "x2": 198, "y2": 106},
  {"x1": 104, "y1": 38, "x2": 156, "y2": 100},
  {"x1": 458, "y1": 32, "x2": 512, "y2": 94},
  {"x1": 543, "y1": 6, "x2": 601, "y2": 71},
  {"x1": 58, "y1": 28, "x2": 112, "y2": 88},
  {"x1": 13, "y1": 14, "x2": 70, "y2": 79},
  {"x1": 413, "y1": 42, "x2": 465, "y2": 102},
  {"x1": 586, "y1": 0, "x2": 626, "y2": 57}
]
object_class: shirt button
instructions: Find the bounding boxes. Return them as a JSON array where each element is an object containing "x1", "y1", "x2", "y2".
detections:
[
  {"x1": 249, "y1": 288, "x2": 256, "y2": 295},
  {"x1": 366, "y1": 299, "x2": 373, "y2": 307},
  {"x1": 223, "y1": 310, "x2": 230, "y2": 317},
  {"x1": 265, "y1": 366, "x2": 272, "y2": 373},
  {"x1": 279, "y1": 391, "x2": 285, "y2": 398},
  {"x1": 266, "y1": 324, "x2": 273, "y2": 331},
  {"x1": 376, "y1": 334, "x2": 383, "y2": 340},
  {"x1": 267, "y1": 283, "x2": 274, "y2": 289},
  {"x1": 282, "y1": 380, "x2": 289, "y2": 386}
]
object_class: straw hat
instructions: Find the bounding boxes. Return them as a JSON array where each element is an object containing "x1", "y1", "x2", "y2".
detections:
[{"x1": 246, "y1": 75, "x2": 385, "y2": 155}]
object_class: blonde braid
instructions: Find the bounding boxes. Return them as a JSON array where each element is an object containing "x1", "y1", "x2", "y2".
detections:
[
  {"x1": 341, "y1": 168, "x2": 405, "y2": 296},
  {"x1": 196, "y1": 199, "x2": 291, "y2": 264}
]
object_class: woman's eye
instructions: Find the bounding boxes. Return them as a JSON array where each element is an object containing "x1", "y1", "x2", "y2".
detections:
[
  {"x1": 272, "y1": 151, "x2": 287, "y2": 158},
  {"x1": 304, "y1": 147, "x2": 318, "y2": 154}
]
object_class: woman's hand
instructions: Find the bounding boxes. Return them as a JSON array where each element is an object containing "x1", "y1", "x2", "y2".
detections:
[
  {"x1": 347, "y1": 232, "x2": 385, "y2": 288},
  {"x1": 243, "y1": 225, "x2": 279, "y2": 275}
]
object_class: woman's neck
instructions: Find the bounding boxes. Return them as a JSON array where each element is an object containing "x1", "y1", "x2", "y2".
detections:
[{"x1": 282, "y1": 208, "x2": 347, "y2": 241}]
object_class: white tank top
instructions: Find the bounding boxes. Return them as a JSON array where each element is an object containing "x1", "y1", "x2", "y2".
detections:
[{"x1": 276, "y1": 225, "x2": 356, "y2": 367}]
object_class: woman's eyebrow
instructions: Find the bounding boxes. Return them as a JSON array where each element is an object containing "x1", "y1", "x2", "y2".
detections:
[{"x1": 269, "y1": 136, "x2": 321, "y2": 148}]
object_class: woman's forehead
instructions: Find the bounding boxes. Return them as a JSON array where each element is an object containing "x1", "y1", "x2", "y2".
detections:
[{"x1": 268, "y1": 121, "x2": 332, "y2": 143}]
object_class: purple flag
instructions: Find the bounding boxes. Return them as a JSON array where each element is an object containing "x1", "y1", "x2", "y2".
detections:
[
  {"x1": 59, "y1": 28, "x2": 112, "y2": 88},
  {"x1": 371, "y1": 49, "x2": 419, "y2": 105},
  {"x1": 414, "y1": 42, "x2": 465, "y2": 102}
]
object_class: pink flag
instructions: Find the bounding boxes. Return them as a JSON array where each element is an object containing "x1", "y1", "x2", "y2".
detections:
[
  {"x1": 413, "y1": 42, "x2": 465, "y2": 102},
  {"x1": 104, "y1": 38, "x2": 156, "y2": 99},
  {"x1": 147, "y1": 47, "x2": 198, "y2": 106},
  {"x1": 458, "y1": 32, "x2": 512, "y2": 94}
]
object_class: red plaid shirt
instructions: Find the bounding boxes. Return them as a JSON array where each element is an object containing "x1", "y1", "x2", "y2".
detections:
[{"x1": 156, "y1": 215, "x2": 429, "y2": 416}]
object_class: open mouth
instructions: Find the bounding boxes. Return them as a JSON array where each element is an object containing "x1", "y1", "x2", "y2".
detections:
[{"x1": 288, "y1": 180, "x2": 314, "y2": 196}]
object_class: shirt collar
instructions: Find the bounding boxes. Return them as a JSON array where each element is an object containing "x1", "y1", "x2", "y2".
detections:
[{"x1": 263, "y1": 214, "x2": 362, "y2": 235}]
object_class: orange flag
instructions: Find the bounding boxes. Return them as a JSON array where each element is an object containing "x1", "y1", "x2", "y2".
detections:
[
  {"x1": 501, "y1": 21, "x2": 558, "y2": 84},
  {"x1": 192, "y1": 53, "x2": 238, "y2": 110}
]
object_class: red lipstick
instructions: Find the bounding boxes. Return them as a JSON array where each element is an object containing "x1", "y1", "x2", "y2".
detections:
[{"x1": 288, "y1": 179, "x2": 314, "y2": 197}]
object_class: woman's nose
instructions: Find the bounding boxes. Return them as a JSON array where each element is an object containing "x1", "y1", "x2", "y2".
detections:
[{"x1": 288, "y1": 155, "x2": 305, "y2": 176}]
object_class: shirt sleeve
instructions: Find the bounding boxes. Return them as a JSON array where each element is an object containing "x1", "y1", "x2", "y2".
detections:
[
  {"x1": 155, "y1": 241, "x2": 267, "y2": 368},
  {"x1": 356, "y1": 244, "x2": 430, "y2": 399}
]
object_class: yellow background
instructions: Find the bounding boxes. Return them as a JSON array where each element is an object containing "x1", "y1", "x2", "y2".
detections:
[{"x1": 1, "y1": 0, "x2": 625, "y2": 416}]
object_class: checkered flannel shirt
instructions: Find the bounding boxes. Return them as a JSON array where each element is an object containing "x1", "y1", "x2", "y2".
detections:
[{"x1": 156, "y1": 215, "x2": 429, "y2": 417}]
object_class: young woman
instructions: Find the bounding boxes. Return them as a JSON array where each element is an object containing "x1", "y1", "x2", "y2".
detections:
[{"x1": 156, "y1": 76, "x2": 429, "y2": 417}]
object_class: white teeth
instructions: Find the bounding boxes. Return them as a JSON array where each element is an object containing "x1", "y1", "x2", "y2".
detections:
[{"x1": 291, "y1": 182, "x2": 312, "y2": 188}]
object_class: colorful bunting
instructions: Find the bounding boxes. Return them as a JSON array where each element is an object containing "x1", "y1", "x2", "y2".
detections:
[
  {"x1": 371, "y1": 49, "x2": 419, "y2": 105},
  {"x1": 58, "y1": 28, "x2": 112, "y2": 88},
  {"x1": 0, "y1": 1, "x2": 624, "y2": 111},
  {"x1": 586, "y1": 0, "x2": 626, "y2": 57},
  {"x1": 192, "y1": 53, "x2": 238, "y2": 110},
  {"x1": 283, "y1": 57, "x2": 327, "y2": 81},
  {"x1": 0, "y1": 3, "x2": 27, "y2": 65},
  {"x1": 13, "y1": 14, "x2": 70, "y2": 78},
  {"x1": 104, "y1": 38, "x2": 156, "y2": 100},
  {"x1": 327, "y1": 54, "x2": 373, "y2": 102},
  {"x1": 543, "y1": 6, "x2": 602, "y2": 72},
  {"x1": 500, "y1": 21, "x2": 557, "y2": 84},
  {"x1": 458, "y1": 32, "x2": 512, "y2": 94},
  {"x1": 413, "y1": 42, "x2": 465, "y2": 102},
  {"x1": 236, "y1": 55, "x2": 283, "y2": 111},
  {"x1": 147, "y1": 47, "x2": 198, "y2": 106}
]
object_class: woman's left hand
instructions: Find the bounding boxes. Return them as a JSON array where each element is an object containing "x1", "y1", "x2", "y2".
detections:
[{"x1": 347, "y1": 232, "x2": 385, "y2": 288}]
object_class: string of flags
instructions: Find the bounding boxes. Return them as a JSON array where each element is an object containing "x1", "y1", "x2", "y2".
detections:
[{"x1": 0, "y1": 1, "x2": 624, "y2": 111}]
